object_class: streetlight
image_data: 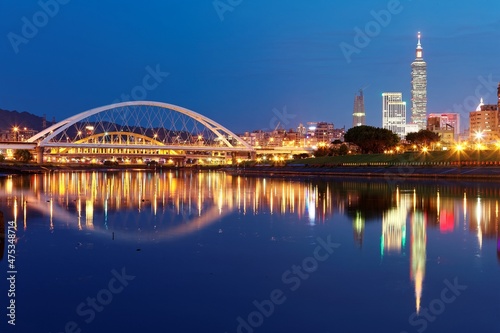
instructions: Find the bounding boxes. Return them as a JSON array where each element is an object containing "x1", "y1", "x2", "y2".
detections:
[
  {"x1": 455, "y1": 143, "x2": 463, "y2": 169},
  {"x1": 475, "y1": 131, "x2": 484, "y2": 166},
  {"x1": 12, "y1": 127, "x2": 19, "y2": 141},
  {"x1": 422, "y1": 146, "x2": 428, "y2": 165}
]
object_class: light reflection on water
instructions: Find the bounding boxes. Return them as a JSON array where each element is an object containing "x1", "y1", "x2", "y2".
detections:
[
  {"x1": 1, "y1": 171, "x2": 344, "y2": 239},
  {"x1": 0, "y1": 171, "x2": 500, "y2": 332}
]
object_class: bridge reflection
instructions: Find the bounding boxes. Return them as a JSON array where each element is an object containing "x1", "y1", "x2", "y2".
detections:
[{"x1": 1, "y1": 174, "x2": 500, "y2": 240}]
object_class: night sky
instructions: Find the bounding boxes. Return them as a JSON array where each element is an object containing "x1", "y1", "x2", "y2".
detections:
[{"x1": 1, "y1": 0, "x2": 500, "y2": 133}]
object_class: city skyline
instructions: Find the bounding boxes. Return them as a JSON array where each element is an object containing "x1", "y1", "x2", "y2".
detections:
[{"x1": 1, "y1": 1, "x2": 500, "y2": 133}]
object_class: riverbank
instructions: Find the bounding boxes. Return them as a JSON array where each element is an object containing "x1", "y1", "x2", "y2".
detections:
[
  {"x1": 3, "y1": 162, "x2": 500, "y2": 181},
  {"x1": 0, "y1": 163, "x2": 223, "y2": 175},
  {"x1": 223, "y1": 165, "x2": 500, "y2": 180}
]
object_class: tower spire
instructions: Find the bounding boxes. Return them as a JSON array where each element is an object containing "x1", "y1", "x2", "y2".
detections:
[{"x1": 416, "y1": 31, "x2": 423, "y2": 59}]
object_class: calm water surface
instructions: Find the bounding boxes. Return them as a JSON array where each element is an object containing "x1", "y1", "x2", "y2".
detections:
[{"x1": 0, "y1": 171, "x2": 499, "y2": 333}]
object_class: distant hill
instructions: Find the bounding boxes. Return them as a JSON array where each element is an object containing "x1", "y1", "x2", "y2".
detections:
[{"x1": 0, "y1": 109, "x2": 47, "y2": 131}]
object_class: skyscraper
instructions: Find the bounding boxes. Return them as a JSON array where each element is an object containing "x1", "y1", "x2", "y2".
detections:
[
  {"x1": 382, "y1": 92, "x2": 407, "y2": 139},
  {"x1": 352, "y1": 89, "x2": 366, "y2": 127},
  {"x1": 411, "y1": 32, "x2": 427, "y2": 130}
]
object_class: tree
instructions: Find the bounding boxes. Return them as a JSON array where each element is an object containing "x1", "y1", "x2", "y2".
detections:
[
  {"x1": 338, "y1": 144, "x2": 349, "y2": 156},
  {"x1": 406, "y1": 130, "x2": 440, "y2": 146},
  {"x1": 313, "y1": 146, "x2": 332, "y2": 157},
  {"x1": 344, "y1": 125, "x2": 400, "y2": 154},
  {"x1": 0, "y1": 154, "x2": 4, "y2": 162},
  {"x1": 14, "y1": 149, "x2": 33, "y2": 162}
]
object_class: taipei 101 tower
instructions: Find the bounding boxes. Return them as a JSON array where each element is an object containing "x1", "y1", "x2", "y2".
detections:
[{"x1": 411, "y1": 32, "x2": 427, "y2": 130}]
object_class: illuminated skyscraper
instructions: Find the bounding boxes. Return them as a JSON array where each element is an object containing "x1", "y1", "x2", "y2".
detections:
[
  {"x1": 411, "y1": 32, "x2": 427, "y2": 130},
  {"x1": 382, "y1": 92, "x2": 407, "y2": 139},
  {"x1": 352, "y1": 89, "x2": 366, "y2": 127}
]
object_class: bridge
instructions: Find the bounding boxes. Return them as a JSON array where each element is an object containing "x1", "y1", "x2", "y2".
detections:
[
  {"x1": 0, "y1": 101, "x2": 255, "y2": 165},
  {"x1": 0, "y1": 101, "x2": 313, "y2": 164}
]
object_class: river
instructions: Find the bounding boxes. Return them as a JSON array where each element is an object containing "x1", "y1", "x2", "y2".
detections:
[{"x1": 0, "y1": 170, "x2": 499, "y2": 332}]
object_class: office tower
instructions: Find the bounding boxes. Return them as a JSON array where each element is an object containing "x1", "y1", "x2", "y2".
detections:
[
  {"x1": 352, "y1": 89, "x2": 366, "y2": 127},
  {"x1": 411, "y1": 32, "x2": 427, "y2": 130},
  {"x1": 382, "y1": 92, "x2": 407, "y2": 139}
]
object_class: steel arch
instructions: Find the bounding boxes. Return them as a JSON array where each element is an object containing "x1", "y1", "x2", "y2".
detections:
[{"x1": 28, "y1": 101, "x2": 253, "y2": 151}]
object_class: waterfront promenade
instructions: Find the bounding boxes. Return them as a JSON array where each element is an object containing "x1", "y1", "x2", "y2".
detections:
[
  {"x1": 225, "y1": 164, "x2": 500, "y2": 180},
  {"x1": 2, "y1": 149, "x2": 500, "y2": 181}
]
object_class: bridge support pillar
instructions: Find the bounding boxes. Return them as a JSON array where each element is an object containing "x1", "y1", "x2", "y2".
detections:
[
  {"x1": 36, "y1": 146, "x2": 44, "y2": 164},
  {"x1": 176, "y1": 158, "x2": 186, "y2": 167}
]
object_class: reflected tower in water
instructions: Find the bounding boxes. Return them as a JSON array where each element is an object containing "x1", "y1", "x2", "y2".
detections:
[{"x1": 410, "y1": 208, "x2": 426, "y2": 314}]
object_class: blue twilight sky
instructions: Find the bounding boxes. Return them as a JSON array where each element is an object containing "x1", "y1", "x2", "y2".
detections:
[{"x1": 1, "y1": 0, "x2": 500, "y2": 133}]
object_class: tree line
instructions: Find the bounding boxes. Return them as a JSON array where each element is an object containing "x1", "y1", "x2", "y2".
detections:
[{"x1": 314, "y1": 126, "x2": 440, "y2": 156}]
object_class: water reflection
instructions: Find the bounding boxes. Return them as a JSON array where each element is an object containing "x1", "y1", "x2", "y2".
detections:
[
  {"x1": 1, "y1": 172, "x2": 500, "y2": 315},
  {"x1": 1, "y1": 173, "x2": 500, "y2": 240}
]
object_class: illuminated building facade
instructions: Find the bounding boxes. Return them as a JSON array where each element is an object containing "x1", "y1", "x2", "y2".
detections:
[
  {"x1": 306, "y1": 122, "x2": 336, "y2": 144},
  {"x1": 411, "y1": 32, "x2": 427, "y2": 131},
  {"x1": 0, "y1": 127, "x2": 38, "y2": 141},
  {"x1": 468, "y1": 84, "x2": 500, "y2": 142},
  {"x1": 352, "y1": 89, "x2": 366, "y2": 127},
  {"x1": 382, "y1": 92, "x2": 407, "y2": 139},
  {"x1": 427, "y1": 113, "x2": 460, "y2": 140},
  {"x1": 469, "y1": 104, "x2": 499, "y2": 142}
]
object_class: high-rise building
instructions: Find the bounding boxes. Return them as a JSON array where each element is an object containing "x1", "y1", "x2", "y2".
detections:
[
  {"x1": 411, "y1": 32, "x2": 427, "y2": 130},
  {"x1": 382, "y1": 92, "x2": 407, "y2": 139},
  {"x1": 352, "y1": 89, "x2": 366, "y2": 127},
  {"x1": 469, "y1": 103, "x2": 499, "y2": 142}
]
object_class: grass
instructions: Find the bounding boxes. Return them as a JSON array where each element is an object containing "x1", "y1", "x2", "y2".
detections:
[{"x1": 290, "y1": 150, "x2": 500, "y2": 166}]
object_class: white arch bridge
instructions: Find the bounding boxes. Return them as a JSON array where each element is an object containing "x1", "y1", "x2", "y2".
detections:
[{"x1": 20, "y1": 101, "x2": 255, "y2": 165}]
